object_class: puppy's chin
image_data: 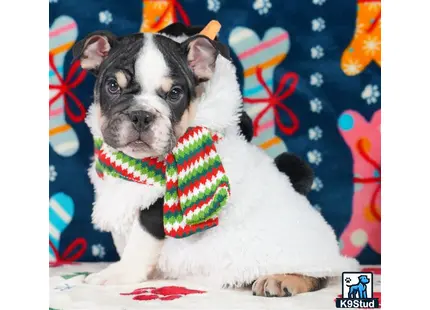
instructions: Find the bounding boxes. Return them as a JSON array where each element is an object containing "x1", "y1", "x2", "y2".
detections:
[{"x1": 119, "y1": 145, "x2": 159, "y2": 159}]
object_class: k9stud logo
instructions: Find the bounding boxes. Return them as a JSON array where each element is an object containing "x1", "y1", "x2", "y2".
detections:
[{"x1": 335, "y1": 272, "x2": 379, "y2": 308}]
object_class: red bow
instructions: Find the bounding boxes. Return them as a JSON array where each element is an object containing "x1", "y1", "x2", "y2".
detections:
[
  {"x1": 243, "y1": 66, "x2": 299, "y2": 137},
  {"x1": 49, "y1": 238, "x2": 87, "y2": 267},
  {"x1": 352, "y1": 139, "x2": 381, "y2": 222},
  {"x1": 149, "y1": 0, "x2": 191, "y2": 30},
  {"x1": 49, "y1": 53, "x2": 87, "y2": 123}
]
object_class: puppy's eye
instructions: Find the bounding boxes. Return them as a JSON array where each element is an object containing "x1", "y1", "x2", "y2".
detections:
[
  {"x1": 167, "y1": 87, "x2": 183, "y2": 102},
  {"x1": 106, "y1": 79, "x2": 120, "y2": 94}
]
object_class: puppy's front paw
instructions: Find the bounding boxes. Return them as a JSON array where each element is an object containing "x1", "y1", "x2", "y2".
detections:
[
  {"x1": 252, "y1": 274, "x2": 328, "y2": 297},
  {"x1": 84, "y1": 262, "x2": 148, "y2": 285}
]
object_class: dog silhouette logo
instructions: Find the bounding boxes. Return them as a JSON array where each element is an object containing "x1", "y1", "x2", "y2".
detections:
[
  {"x1": 335, "y1": 272, "x2": 379, "y2": 308},
  {"x1": 346, "y1": 274, "x2": 370, "y2": 298}
]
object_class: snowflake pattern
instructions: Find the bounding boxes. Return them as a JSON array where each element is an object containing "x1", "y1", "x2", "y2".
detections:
[
  {"x1": 311, "y1": 45, "x2": 324, "y2": 59},
  {"x1": 368, "y1": 2, "x2": 381, "y2": 12},
  {"x1": 312, "y1": 0, "x2": 326, "y2": 5},
  {"x1": 310, "y1": 98, "x2": 323, "y2": 113},
  {"x1": 312, "y1": 17, "x2": 326, "y2": 32},
  {"x1": 310, "y1": 72, "x2": 324, "y2": 87},
  {"x1": 207, "y1": 0, "x2": 221, "y2": 12},
  {"x1": 311, "y1": 177, "x2": 324, "y2": 192},
  {"x1": 354, "y1": 23, "x2": 366, "y2": 39},
  {"x1": 308, "y1": 126, "x2": 323, "y2": 141},
  {"x1": 342, "y1": 59, "x2": 363, "y2": 75},
  {"x1": 99, "y1": 10, "x2": 113, "y2": 25},
  {"x1": 363, "y1": 36, "x2": 381, "y2": 56},
  {"x1": 253, "y1": 0, "x2": 272, "y2": 15},
  {"x1": 92, "y1": 244, "x2": 106, "y2": 259},
  {"x1": 307, "y1": 150, "x2": 323, "y2": 166},
  {"x1": 49, "y1": 165, "x2": 57, "y2": 182},
  {"x1": 361, "y1": 84, "x2": 380, "y2": 104}
]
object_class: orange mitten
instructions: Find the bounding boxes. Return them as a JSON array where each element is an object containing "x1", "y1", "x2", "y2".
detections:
[{"x1": 341, "y1": 0, "x2": 381, "y2": 76}]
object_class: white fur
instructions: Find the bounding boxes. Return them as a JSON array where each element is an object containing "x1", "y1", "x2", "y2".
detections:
[
  {"x1": 159, "y1": 33, "x2": 189, "y2": 43},
  {"x1": 85, "y1": 218, "x2": 163, "y2": 285},
  {"x1": 156, "y1": 56, "x2": 359, "y2": 287},
  {"x1": 134, "y1": 34, "x2": 172, "y2": 118},
  {"x1": 85, "y1": 34, "x2": 359, "y2": 287},
  {"x1": 135, "y1": 34, "x2": 170, "y2": 96}
]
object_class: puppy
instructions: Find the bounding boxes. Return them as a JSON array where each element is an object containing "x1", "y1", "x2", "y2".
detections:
[
  {"x1": 74, "y1": 30, "x2": 359, "y2": 296},
  {"x1": 136, "y1": 23, "x2": 314, "y2": 243}
]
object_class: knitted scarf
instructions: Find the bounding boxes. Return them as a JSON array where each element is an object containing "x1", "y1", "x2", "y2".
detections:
[{"x1": 94, "y1": 126, "x2": 230, "y2": 238}]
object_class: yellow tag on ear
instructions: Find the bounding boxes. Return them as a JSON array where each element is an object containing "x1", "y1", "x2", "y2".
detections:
[{"x1": 199, "y1": 20, "x2": 221, "y2": 40}]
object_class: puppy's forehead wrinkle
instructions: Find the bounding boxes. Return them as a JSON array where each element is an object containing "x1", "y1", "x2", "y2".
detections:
[{"x1": 98, "y1": 38, "x2": 143, "y2": 78}]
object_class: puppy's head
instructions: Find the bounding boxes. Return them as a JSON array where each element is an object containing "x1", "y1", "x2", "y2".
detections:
[{"x1": 73, "y1": 31, "x2": 219, "y2": 158}]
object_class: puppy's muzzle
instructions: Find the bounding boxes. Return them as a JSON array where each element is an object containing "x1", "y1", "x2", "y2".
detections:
[{"x1": 128, "y1": 110, "x2": 155, "y2": 132}]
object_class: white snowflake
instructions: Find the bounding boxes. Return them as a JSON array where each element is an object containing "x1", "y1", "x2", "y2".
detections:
[
  {"x1": 308, "y1": 126, "x2": 323, "y2": 141},
  {"x1": 312, "y1": 0, "x2": 326, "y2": 5},
  {"x1": 92, "y1": 244, "x2": 106, "y2": 259},
  {"x1": 253, "y1": 0, "x2": 272, "y2": 15},
  {"x1": 313, "y1": 204, "x2": 322, "y2": 212},
  {"x1": 310, "y1": 72, "x2": 324, "y2": 87},
  {"x1": 311, "y1": 45, "x2": 324, "y2": 59},
  {"x1": 310, "y1": 98, "x2": 323, "y2": 113},
  {"x1": 99, "y1": 10, "x2": 113, "y2": 25},
  {"x1": 311, "y1": 177, "x2": 324, "y2": 192},
  {"x1": 307, "y1": 150, "x2": 323, "y2": 165},
  {"x1": 361, "y1": 84, "x2": 380, "y2": 104},
  {"x1": 207, "y1": 0, "x2": 221, "y2": 12},
  {"x1": 363, "y1": 36, "x2": 381, "y2": 56},
  {"x1": 342, "y1": 59, "x2": 363, "y2": 76},
  {"x1": 311, "y1": 17, "x2": 326, "y2": 32},
  {"x1": 49, "y1": 165, "x2": 57, "y2": 182}
]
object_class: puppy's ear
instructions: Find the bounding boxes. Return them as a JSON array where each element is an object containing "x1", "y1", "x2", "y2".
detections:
[
  {"x1": 72, "y1": 31, "x2": 117, "y2": 73},
  {"x1": 182, "y1": 35, "x2": 218, "y2": 82}
]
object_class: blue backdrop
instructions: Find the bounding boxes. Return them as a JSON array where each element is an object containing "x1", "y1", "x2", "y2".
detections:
[{"x1": 49, "y1": 0, "x2": 381, "y2": 265}]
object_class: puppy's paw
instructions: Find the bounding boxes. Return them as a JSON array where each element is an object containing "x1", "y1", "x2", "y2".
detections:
[
  {"x1": 252, "y1": 274, "x2": 327, "y2": 297},
  {"x1": 84, "y1": 262, "x2": 148, "y2": 285}
]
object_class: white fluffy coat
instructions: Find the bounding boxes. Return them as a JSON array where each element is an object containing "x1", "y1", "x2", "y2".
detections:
[{"x1": 86, "y1": 43, "x2": 359, "y2": 288}]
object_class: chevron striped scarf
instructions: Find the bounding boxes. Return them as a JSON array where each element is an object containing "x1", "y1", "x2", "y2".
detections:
[{"x1": 94, "y1": 126, "x2": 230, "y2": 238}]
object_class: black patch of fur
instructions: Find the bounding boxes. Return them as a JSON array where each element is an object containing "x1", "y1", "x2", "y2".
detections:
[
  {"x1": 238, "y1": 111, "x2": 254, "y2": 142},
  {"x1": 274, "y1": 153, "x2": 314, "y2": 196},
  {"x1": 158, "y1": 22, "x2": 231, "y2": 60},
  {"x1": 139, "y1": 197, "x2": 165, "y2": 240}
]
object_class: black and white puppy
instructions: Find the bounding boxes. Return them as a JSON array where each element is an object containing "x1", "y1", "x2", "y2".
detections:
[
  {"x1": 136, "y1": 23, "x2": 314, "y2": 240},
  {"x1": 74, "y1": 25, "x2": 314, "y2": 242},
  {"x1": 72, "y1": 29, "x2": 357, "y2": 296}
]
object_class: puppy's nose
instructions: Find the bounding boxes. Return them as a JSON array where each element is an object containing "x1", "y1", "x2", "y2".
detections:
[{"x1": 129, "y1": 111, "x2": 155, "y2": 131}]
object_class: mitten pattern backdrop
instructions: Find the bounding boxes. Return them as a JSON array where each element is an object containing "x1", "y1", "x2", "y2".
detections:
[{"x1": 49, "y1": 0, "x2": 381, "y2": 265}]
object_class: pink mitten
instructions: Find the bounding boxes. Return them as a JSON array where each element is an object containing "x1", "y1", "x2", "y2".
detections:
[{"x1": 338, "y1": 110, "x2": 381, "y2": 257}]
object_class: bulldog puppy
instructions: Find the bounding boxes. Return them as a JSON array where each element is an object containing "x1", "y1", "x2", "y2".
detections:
[
  {"x1": 73, "y1": 29, "x2": 358, "y2": 296},
  {"x1": 136, "y1": 23, "x2": 314, "y2": 242}
]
